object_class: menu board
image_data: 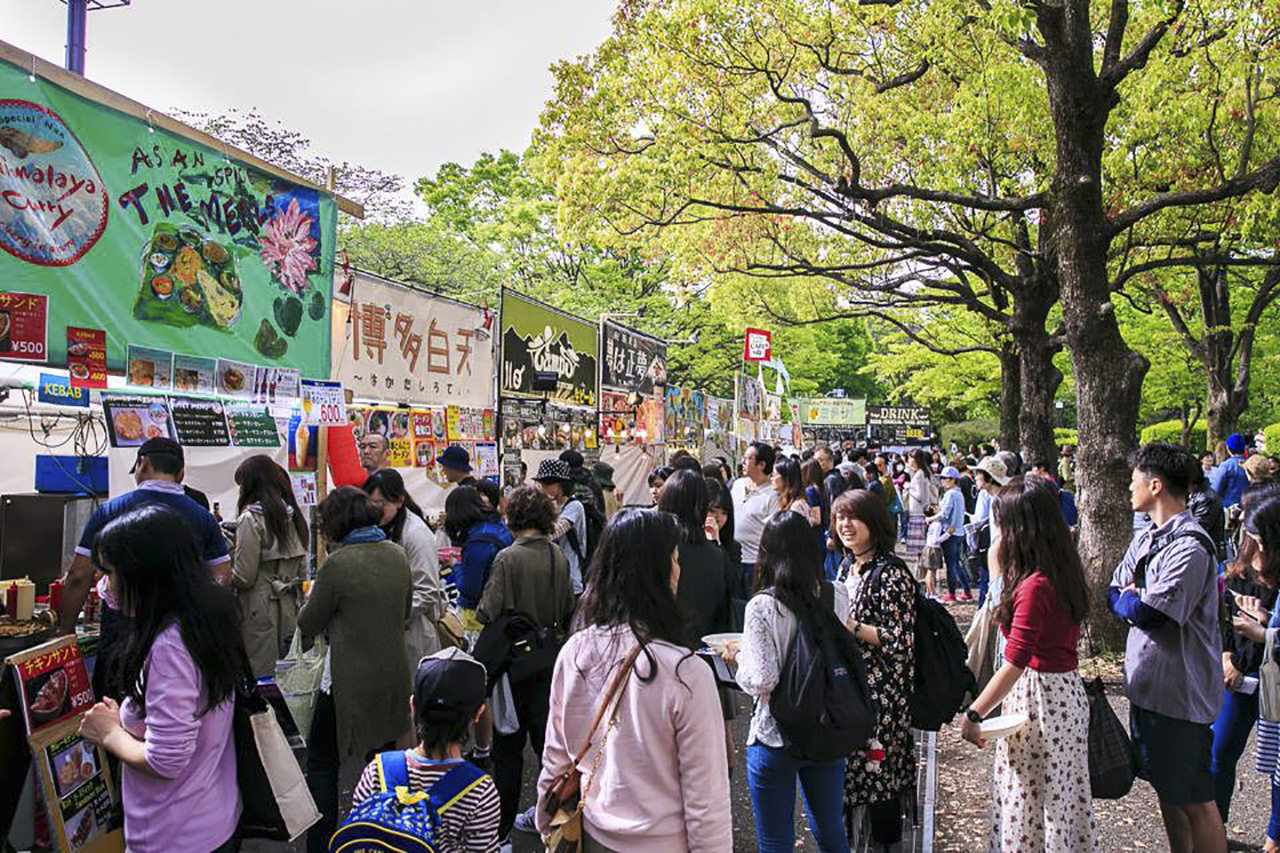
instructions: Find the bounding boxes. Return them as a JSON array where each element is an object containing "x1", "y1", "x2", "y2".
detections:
[
  {"x1": 412, "y1": 410, "x2": 435, "y2": 442},
  {"x1": 290, "y1": 471, "x2": 318, "y2": 507},
  {"x1": 474, "y1": 442, "x2": 499, "y2": 478},
  {"x1": 125, "y1": 345, "x2": 173, "y2": 390},
  {"x1": 172, "y1": 354, "x2": 217, "y2": 394},
  {"x1": 6, "y1": 637, "x2": 94, "y2": 736},
  {"x1": 31, "y1": 720, "x2": 122, "y2": 853},
  {"x1": 67, "y1": 327, "x2": 107, "y2": 389},
  {"x1": 168, "y1": 396, "x2": 231, "y2": 446},
  {"x1": 101, "y1": 394, "x2": 177, "y2": 448},
  {"x1": 414, "y1": 439, "x2": 437, "y2": 471},
  {"x1": 216, "y1": 358, "x2": 255, "y2": 400},
  {"x1": 446, "y1": 405, "x2": 495, "y2": 442},
  {"x1": 226, "y1": 402, "x2": 282, "y2": 447},
  {"x1": 0, "y1": 291, "x2": 49, "y2": 362}
]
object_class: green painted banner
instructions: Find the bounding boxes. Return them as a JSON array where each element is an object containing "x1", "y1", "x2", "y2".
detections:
[
  {"x1": 499, "y1": 289, "x2": 598, "y2": 408},
  {"x1": 0, "y1": 59, "x2": 336, "y2": 376}
]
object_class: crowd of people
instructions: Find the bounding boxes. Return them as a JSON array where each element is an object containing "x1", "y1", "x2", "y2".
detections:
[{"x1": 23, "y1": 425, "x2": 1280, "y2": 851}]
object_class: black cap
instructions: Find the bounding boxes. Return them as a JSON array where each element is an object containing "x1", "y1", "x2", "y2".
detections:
[
  {"x1": 129, "y1": 437, "x2": 184, "y2": 474},
  {"x1": 413, "y1": 648, "x2": 487, "y2": 718},
  {"x1": 436, "y1": 445, "x2": 472, "y2": 473},
  {"x1": 559, "y1": 449, "x2": 585, "y2": 469}
]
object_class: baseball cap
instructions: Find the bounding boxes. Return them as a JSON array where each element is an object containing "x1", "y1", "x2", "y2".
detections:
[
  {"x1": 559, "y1": 449, "x2": 585, "y2": 469},
  {"x1": 1227, "y1": 433, "x2": 1247, "y2": 454},
  {"x1": 413, "y1": 648, "x2": 487, "y2": 719},
  {"x1": 129, "y1": 437, "x2": 184, "y2": 474},
  {"x1": 940, "y1": 465, "x2": 962, "y2": 480}
]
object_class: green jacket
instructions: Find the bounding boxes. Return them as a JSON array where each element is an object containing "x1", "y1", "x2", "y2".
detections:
[{"x1": 298, "y1": 539, "x2": 412, "y2": 757}]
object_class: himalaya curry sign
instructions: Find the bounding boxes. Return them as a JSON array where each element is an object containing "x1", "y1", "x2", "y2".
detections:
[
  {"x1": 0, "y1": 57, "x2": 337, "y2": 377},
  {"x1": 499, "y1": 289, "x2": 598, "y2": 408}
]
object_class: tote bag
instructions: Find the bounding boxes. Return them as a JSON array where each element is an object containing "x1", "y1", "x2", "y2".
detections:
[
  {"x1": 235, "y1": 680, "x2": 322, "y2": 841},
  {"x1": 1260, "y1": 627, "x2": 1280, "y2": 723},
  {"x1": 1084, "y1": 676, "x2": 1136, "y2": 799},
  {"x1": 275, "y1": 630, "x2": 325, "y2": 740}
]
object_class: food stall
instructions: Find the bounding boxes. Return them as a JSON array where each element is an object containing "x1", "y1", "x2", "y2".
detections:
[{"x1": 0, "y1": 38, "x2": 359, "y2": 850}]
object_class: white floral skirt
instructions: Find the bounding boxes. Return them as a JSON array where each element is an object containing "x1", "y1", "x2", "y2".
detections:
[{"x1": 990, "y1": 669, "x2": 1097, "y2": 852}]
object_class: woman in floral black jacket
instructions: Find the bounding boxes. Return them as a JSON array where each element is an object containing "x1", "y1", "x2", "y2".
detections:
[{"x1": 833, "y1": 489, "x2": 917, "y2": 849}]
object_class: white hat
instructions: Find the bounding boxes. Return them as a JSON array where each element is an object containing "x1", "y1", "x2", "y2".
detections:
[{"x1": 975, "y1": 456, "x2": 1010, "y2": 486}]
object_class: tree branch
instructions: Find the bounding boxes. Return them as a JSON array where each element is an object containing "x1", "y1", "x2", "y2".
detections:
[
  {"x1": 1100, "y1": 0, "x2": 1186, "y2": 90},
  {"x1": 1108, "y1": 155, "x2": 1280, "y2": 236}
]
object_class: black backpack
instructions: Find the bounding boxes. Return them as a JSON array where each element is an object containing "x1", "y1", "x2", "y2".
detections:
[
  {"x1": 909, "y1": 592, "x2": 976, "y2": 730},
  {"x1": 564, "y1": 496, "x2": 605, "y2": 569},
  {"x1": 765, "y1": 583, "x2": 878, "y2": 762}
]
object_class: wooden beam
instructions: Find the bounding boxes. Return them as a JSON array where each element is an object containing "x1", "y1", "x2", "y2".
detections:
[{"x1": 0, "y1": 38, "x2": 366, "y2": 219}]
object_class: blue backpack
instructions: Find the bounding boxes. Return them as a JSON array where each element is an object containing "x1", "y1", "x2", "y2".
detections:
[{"x1": 329, "y1": 751, "x2": 487, "y2": 853}]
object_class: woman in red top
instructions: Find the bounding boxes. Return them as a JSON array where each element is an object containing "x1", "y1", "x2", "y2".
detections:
[{"x1": 960, "y1": 476, "x2": 1096, "y2": 852}]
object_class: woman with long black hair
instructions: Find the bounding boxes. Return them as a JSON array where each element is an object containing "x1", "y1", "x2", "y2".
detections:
[
  {"x1": 960, "y1": 477, "x2": 1095, "y2": 851},
  {"x1": 363, "y1": 469, "x2": 446, "y2": 662},
  {"x1": 536, "y1": 510, "x2": 731, "y2": 851},
  {"x1": 79, "y1": 505, "x2": 243, "y2": 853},
  {"x1": 659, "y1": 470, "x2": 731, "y2": 648},
  {"x1": 234, "y1": 454, "x2": 309, "y2": 678},
  {"x1": 734, "y1": 511, "x2": 851, "y2": 852},
  {"x1": 832, "y1": 490, "x2": 917, "y2": 849}
]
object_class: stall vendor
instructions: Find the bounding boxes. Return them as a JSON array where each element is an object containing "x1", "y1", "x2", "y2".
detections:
[
  {"x1": 56, "y1": 438, "x2": 229, "y2": 698},
  {"x1": 438, "y1": 445, "x2": 477, "y2": 487},
  {"x1": 359, "y1": 432, "x2": 391, "y2": 474}
]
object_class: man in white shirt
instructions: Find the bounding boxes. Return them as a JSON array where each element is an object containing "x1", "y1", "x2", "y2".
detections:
[{"x1": 731, "y1": 441, "x2": 780, "y2": 597}]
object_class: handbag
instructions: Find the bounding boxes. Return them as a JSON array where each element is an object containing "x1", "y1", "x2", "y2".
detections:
[
  {"x1": 274, "y1": 630, "x2": 325, "y2": 740},
  {"x1": 499, "y1": 542, "x2": 568, "y2": 686},
  {"x1": 963, "y1": 602, "x2": 999, "y2": 700},
  {"x1": 436, "y1": 609, "x2": 466, "y2": 650},
  {"x1": 543, "y1": 645, "x2": 642, "y2": 853},
  {"x1": 1084, "y1": 676, "x2": 1136, "y2": 799},
  {"x1": 235, "y1": 672, "x2": 322, "y2": 841},
  {"x1": 1261, "y1": 627, "x2": 1280, "y2": 723}
]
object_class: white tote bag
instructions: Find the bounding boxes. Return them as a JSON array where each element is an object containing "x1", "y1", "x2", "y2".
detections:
[
  {"x1": 1260, "y1": 628, "x2": 1280, "y2": 723},
  {"x1": 236, "y1": 697, "x2": 322, "y2": 842}
]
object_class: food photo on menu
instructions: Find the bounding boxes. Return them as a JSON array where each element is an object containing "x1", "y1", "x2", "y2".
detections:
[
  {"x1": 51, "y1": 739, "x2": 99, "y2": 799},
  {"x1": 102, "y1": 397, "x2": 177, "y2": 448}
]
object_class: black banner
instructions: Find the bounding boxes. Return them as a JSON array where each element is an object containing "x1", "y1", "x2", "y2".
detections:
[
  {"x1": 601, "y1": 322, "x2": 667, "y2": 395},
  {"x1": 866, "y1": 405, "x2": 930, "y2": 426}
]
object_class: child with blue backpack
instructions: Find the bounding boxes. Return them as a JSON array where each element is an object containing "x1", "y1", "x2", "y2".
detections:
[{"x1": 334, "y1": 648, "x2": 500, "y2": 853}]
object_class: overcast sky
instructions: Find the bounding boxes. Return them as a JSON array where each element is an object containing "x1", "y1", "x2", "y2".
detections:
[{"x1": 1, "y1": 1, "x2": 614, "y2": 195}]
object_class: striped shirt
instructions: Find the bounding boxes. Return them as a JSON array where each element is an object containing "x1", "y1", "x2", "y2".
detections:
[{"x1": 352, "y1": 752, "x2": 500, "y2": 853}]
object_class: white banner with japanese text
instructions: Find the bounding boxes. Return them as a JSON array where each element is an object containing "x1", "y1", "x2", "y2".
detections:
[{"x1": 331, "y1": 269, "x2": 495, "y2": 408}]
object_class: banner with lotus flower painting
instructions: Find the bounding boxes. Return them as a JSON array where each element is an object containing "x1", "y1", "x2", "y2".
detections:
[{"x1": 0, "y1": 57, "x2": 336, "y2": 376}]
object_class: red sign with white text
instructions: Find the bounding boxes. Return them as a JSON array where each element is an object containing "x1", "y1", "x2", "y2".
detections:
[
  {"x1": 0, "y1": 291, "x2": 49, "y2": 362},
  {"x1": 6, "y1": 636, "x2": 94, "y2": 736},
  {"x1": 744, "y1": 328, "x2": 772, "y2": 362},
  {"x1": 66, "y1": 327, "x2": 107, "y2": 389}
]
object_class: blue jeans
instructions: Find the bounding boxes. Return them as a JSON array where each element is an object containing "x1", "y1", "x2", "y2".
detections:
[
  {"x1": 1212, "y1": 684, "x2": 1258, "y2": 822},
  {"x1": 941, "y1": 536, "x2": 970, "y2": 595},
  {"x1": 746, "y1": 743, "x2": 849, "y2": 853},
  {"x1": 1271, "y1": 780, "x2": 1280, "y2": 841}
]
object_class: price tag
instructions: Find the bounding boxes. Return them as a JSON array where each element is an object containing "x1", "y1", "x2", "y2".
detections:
[
  {"x1": 301, "y1": 379, "x2": 346, "y2": 426},
  {"x1": 0, "y1": 292, "x2": 48, "y2": 362}
]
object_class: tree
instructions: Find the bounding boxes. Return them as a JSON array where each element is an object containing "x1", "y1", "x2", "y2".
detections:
[
  {"x1": 175, "y1": 108, "x2": 412, "y2": 222},
  {"x1": 538, "y1": 0, "x2": 1280, "y2": 643}
]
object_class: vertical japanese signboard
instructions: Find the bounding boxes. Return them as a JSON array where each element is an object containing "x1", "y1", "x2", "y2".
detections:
[
  {"x1": 600, "y1": 321, "x2": 666, "y2": 395},
  {"x1": 499, "y1": 290, "x2": 597, "y2": 408},
  {"x1": 0, "y1": 54, "x2": 337, "y2": 376},
  {"x1": 331, "y1": 269, "x2": 494, "y2": 408}
]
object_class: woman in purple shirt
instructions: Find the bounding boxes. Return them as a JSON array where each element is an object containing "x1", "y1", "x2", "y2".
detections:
[{"x1": 79, "y1": 504, "x2": 244, "y2": 852}]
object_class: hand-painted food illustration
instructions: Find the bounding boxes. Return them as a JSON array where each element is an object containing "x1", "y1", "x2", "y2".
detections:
[
  {"x1": 31, "y1": 669, "x2": 68, "y2": 718},
  {"x1": 222, "y1": 367, "x2": 246, "y2": 392},
  {"x1": 113, "y1": 410, "x2": 144, "y2": 440},
  {"x1": 0, "y1": 126, "x2": 62, "y2": 159},
  {"x1": 135, "y1": 225, "x2": 244, "y2": 334},
  {"x1": 254, "y1": 320, "x2": 288, "y2": 358}
]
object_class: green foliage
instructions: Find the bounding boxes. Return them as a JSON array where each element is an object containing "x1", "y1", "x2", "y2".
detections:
[
  {"x1": 1140, "y1": 420, "x2": 1209, "y2": 455},
  {"x1": 1054, "y1": 428, "x2": 1079, "y2": 447},
  {"x1": 1264, "y1": 424, "x2": 1280, "y2": 455},
  {"x1": 941, "y1": 420, "x2": 1001, "y2": 452}
]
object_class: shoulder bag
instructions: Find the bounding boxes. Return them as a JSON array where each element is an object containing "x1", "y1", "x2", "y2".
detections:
[
  {"x1": 542, "y1": 644, "x2": 642, "y2": 853},
  {"x1": 1261, "y1": 628, "x2": 1280, "y2": 723}
]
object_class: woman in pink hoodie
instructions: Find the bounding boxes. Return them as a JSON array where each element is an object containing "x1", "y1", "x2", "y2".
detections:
[{"x1": 536, "y1": 509, "x2": 733, "y2": 852}]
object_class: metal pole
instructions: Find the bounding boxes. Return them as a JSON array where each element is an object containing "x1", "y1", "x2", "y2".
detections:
[{"x1": 65, "y1": 0, "x2": 88, "y2": 74}]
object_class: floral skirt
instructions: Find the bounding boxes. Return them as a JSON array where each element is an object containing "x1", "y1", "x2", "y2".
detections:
[{"x1": 990, "y1": 669, "x2": 1097, "y2": 853}]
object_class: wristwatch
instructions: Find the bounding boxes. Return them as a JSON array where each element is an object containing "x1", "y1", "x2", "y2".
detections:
[{"x1": 965, "y1": 708, "x2": 983, "y2": 725}]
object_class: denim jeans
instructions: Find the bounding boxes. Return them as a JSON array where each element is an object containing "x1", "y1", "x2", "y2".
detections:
[
  {"x1": 746, "y1": 743, "x2": 849, "y2": 853},
  {"x1": 1212, "y1": 684, "x2": 1258, "y2": 822},
  {"x1": 941, "y1": 536, "x2": 970, "y2": 595}
]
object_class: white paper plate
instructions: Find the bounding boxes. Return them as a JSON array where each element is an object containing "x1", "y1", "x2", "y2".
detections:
[
  {"x1": 979, "y1": 713, "x2": 1029, "y2": 740},
  {"x1": 701, "y1": 633, "x2": 743, "y2": 651}
]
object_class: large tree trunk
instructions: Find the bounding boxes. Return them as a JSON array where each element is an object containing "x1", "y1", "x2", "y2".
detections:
[
  {"x1": 1013, "y1": 276, "x2": 1063, "y2": 467},
  {"x1": 1202, "y1": 267, "x2": 1248, "y2": 447},
  {"x1": 998, "y1": 339, "x2": 1022, "y2": 451},
  {"x1": 1039, "y1": 1, "x2": 1149, "y2": 650}
]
